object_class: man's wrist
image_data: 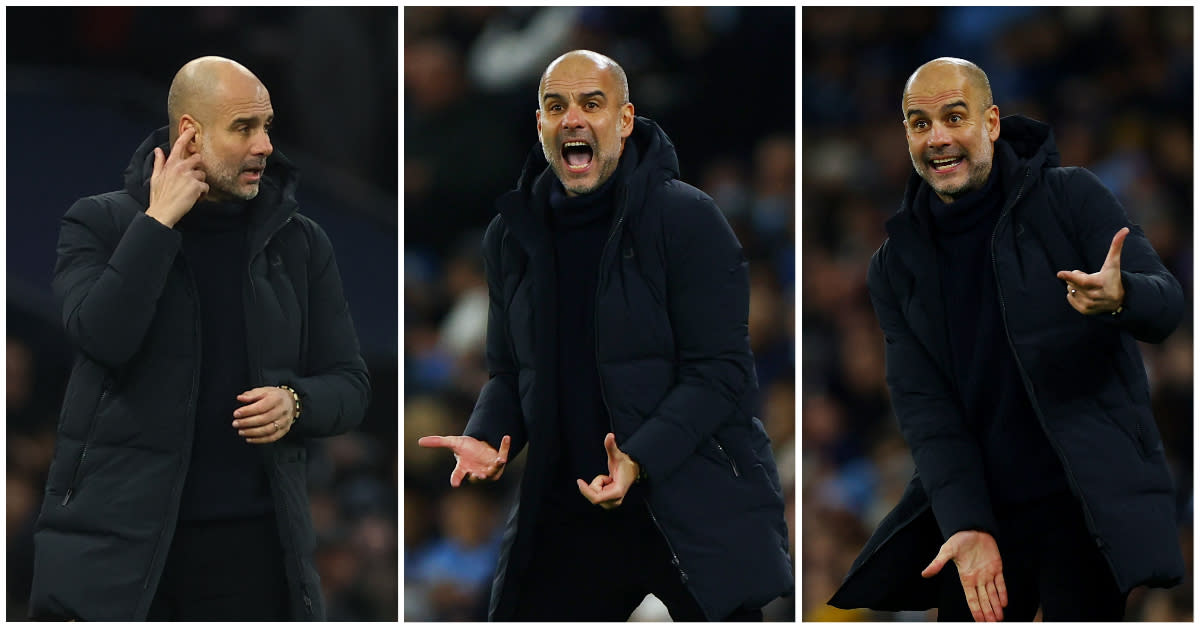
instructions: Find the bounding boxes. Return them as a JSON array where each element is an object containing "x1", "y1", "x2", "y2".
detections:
[{"x1": 279, "y1": 385, "x2": 301, "y2": 423}]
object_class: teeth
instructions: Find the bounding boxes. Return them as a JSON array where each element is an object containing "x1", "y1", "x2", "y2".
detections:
[
  {"x1": 932, "y1": 157, "x2": 960, "y2": 165},
  {"x1": 564, "y1": 141, "x2": 588, "y2": 148}
]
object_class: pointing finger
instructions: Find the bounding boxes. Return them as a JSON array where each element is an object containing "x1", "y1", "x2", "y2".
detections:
[
  {"x1": 152, "y1": 147, "x2": 164, "y2": 177},
  {"x1": 577, "y1": 478, "x2": 599, "y2": 503},
  {"x1": 418, "y1": 435, "x2": 456, "y2": 450},
  {"x1": 1103, "y1": 227, "x2": 1129, "y2": 271},
  {"x1": 171, "y1": 126, "x2": 195, "y2": 160}
]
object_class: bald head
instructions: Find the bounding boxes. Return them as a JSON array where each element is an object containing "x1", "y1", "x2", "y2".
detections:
[
  {"x1": 167, "y1": 56, "x2": 267, "y2": 143},
  {"x1": 902, "y1": 57, "x2": 993, "y2": 117},
  {"x1": 538, "y1": 50, "x2": 629, "y2": 109}
]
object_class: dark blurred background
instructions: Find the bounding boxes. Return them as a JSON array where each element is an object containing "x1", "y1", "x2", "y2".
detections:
[
  {"x1": 403, "y1": 7, "x2": 796, "y2": 621},
  {"x1": 801, "y1": 6, "x2": 1192, "y2": 622},
  {"x1": 6, "y1": 7, "x2": 398, "y2": 621}
]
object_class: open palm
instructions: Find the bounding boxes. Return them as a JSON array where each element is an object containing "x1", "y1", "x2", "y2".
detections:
[{"x1": 418, "y1": 434, "x2": 512, "y2": 487}]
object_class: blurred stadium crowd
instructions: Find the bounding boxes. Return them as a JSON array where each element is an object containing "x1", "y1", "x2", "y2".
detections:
[
  {"x1": 801, "y1": 6, "x2": 1193, "y2": 621},
  {"x1": 403, "y1": 7, "x2": 796, "y2": 621},
  {"x1": 7, "y1": 7, "x2": 398, "y2": 621}
]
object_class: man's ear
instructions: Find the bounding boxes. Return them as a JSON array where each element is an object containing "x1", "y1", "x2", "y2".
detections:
[
  {"x1": 179, "y1": 115, "x2": 201, "y2": 152},
  {"x1": 619, "y1": 102, "x2": 635, "y2": 139}
]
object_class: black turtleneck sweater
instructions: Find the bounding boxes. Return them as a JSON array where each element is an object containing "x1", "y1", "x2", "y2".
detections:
[
  {"x1": 175, "y1": 200, "x2": 274, "y2": 522},
  {"x1": 927, "y1": 166, "x2": 1068, "y2": 514}
]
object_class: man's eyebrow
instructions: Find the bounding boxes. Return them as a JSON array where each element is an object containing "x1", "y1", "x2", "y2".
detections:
[
  {"x1": 230, "y1": 114, "x2": 273, "y2": 127},
  {"x1": 905, "y1": 100, "x2": 969, "y2": 120},
  {"x1": 542, "y1": 90, "x2": 607, "y2": 103}
]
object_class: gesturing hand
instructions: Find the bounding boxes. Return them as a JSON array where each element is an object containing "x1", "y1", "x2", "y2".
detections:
[
  {"x1": 1057, "y1": 227, "x2": 1128, "y2": 315},
  {"x1": 417, "y1": 434, "x2": 511, "y2": 487},
  {"x1": 577, "y1": 432, "x2": 640, "y2": 510},
  {"x1": 922, "y1": 530, "x2": 1008, "y2": 622},
  {"x1": 233, "y1": 387, "x2": 297, "y2": 444},
  {"x1": 146, "y1": 127, "x2": 208, "y2": 228}
]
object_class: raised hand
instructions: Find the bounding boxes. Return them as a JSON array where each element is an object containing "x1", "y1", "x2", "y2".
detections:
[
  {"x1": 922, "y1": 529, "x2": 1008, "y2": 622},
  {"x1": 418, "y1": 434, "x2": 511, "y2": 487},
  {"x1": 1057, "y1": 227, "x2": 1128, "y2": 315},
  {"x1": 146, "y1": 126, "x2": 208, "y2": 227},
  {"x1": 577, "y1": 432, "x2": 640, "y2": 510}
]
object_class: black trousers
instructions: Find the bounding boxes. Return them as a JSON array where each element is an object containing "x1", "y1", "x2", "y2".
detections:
[
  {"x1": 147, "y1": 514, "x2": 291, "y2": 621},
  {"x1": 512, "y1": 503, "x2": 763, "y2": 621},
  {"x1": 937, "y1": 494, "x2": 1126, "y2": 621}
]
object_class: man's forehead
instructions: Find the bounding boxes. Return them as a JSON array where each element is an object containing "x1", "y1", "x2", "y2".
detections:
[
  {"x1": 904, "y1": 88, "x2": 968, "y2": 110},
  {"x1": 542, "y1": 62, "x2": 612, "y2": 96}
]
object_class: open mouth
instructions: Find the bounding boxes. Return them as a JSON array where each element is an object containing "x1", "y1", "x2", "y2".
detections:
[
  {"x1": 929, "y1": 156, "x2": 964, "y2": 172},
  {"x1": 561, "y1": 141, "x2": 594, "y2": 173},
  {"x1": 242, "y1": 166, "x2": 265, "y2": 181}
]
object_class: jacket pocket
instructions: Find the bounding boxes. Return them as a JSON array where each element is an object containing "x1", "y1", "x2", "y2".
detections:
[{"x1": 712, "y1": 437, "x2": 740, "y2": 478}]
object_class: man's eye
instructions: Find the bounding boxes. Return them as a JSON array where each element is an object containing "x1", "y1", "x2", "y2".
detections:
[
  {"x1": 585, "y1": 102, "x2": 598, "y2": 110},
  {"x1": 949, "y1": 114, "x2": 963, "y2": 123},
  {"x1": 914, "y1": 120, "x2": 927, "y2": 130}
]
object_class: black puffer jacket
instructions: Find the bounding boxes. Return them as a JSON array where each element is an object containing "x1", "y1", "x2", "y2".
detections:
[
  {"x1": 830, "y1": 116, "x2": 1184, "y2": 610},
  {"x1": 30, "y1": 127, "x2": 370, "y2": 620},
  {"x1": 464, "y1": 117, "x2": 793, "y2": 620}
]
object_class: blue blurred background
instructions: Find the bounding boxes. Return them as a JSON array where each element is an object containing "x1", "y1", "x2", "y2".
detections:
[
  {"x1": 403, "y1": 7, "x2": 796, "y2": 621},
  {"x1": 801, "y1": 6, "x2": 1192, "y2": 621},
  {"x1": 6, "y1": 7, "x2": 398, "y2": 620}
]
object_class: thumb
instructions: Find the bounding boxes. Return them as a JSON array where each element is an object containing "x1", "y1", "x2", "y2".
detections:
[
  {"x1": 604, "y1": 432, "x2": 621, "y2": 466},
  {"x1": 922, "y1": 546, "x2": 953, "y2": 579},
  {"x1": 1103, "y1": 227, "x2": 1129, "y2": 271}
]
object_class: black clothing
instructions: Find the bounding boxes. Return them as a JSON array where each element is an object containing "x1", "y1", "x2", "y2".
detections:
[
  {"x1": 544, "y1": 174, "x2": 619, "y2": 516},
  {"x1": 146, "y1": 515, "x2": 289, "y2": 621},
  {"x1": 175, "y1": 201, "x2": 273, "y2": 522},
  {"x1": 465, "y1": 117, "x2": 793, "y2": 620},
  {"x1": 926, "y1": 165, "x2": 1067, "y2": 511},
  {"x1": 514, "y1": 504, "x2": 763, "y2": 621},
  {"x1": 830, "y1": 115, "x2": 1185, "y2": 612},
  {"x1": 30, "y1": 127, "x2": 371, "y2": 620},
  {"x1": 935, "y1": 493, "x2": 1126, "y2": 621}
]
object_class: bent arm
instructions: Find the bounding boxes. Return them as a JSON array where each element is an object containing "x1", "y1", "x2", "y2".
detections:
[
  {"x1": 463, "y1": 217, "x2": 528, "y2": 456},
  {"x1": 53, "y1": 199, "x2": 182, "y2": 368},
  {"x1": 620, "y1": 195, "x2": 754, "y2": 485},
  {"x1": 288, "y1": 223, "x2": 371, "y2": 438},
  {"x1": 1072, "y1": 169, "x2": 1184, "y2": 342},
  {"x1": 868, "y1": 247, "x2": 998, "y2": 540}
]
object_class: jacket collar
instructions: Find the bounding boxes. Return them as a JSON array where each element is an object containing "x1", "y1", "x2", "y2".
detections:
[{"x1": 124, "y1": 126, "x2": 301, "y2": 251}]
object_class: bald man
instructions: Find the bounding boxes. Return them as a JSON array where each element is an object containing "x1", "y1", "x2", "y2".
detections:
[
  {"x1": 29, "y1": 56, "x2": 370, "y2": 620},
  {"x1": 829, "y1": 57, "x2": 1184, "y2": 621},
  {"x1": 419, "y1": 50, "x2": 793, "y2": 621}
]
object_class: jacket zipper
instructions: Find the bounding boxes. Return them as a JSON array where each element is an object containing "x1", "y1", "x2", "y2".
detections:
[
  {"x1": 713, "y1": 437, "x2": 740, "y2": 477},
  {"x1": 61, "y1": 384, "x2": 111, "y2": 506},
  {"x1": 990, "y1": 167, "x2": 1107, "y2": 554},
  {"x1": 249, "y1": 218, "x2": 312, "y2": 618},
  {"x1": 591, "y1": 187, "x2": 692, "y2": 587},
  {"x1": 143, "y1": 258, "x2": 202, "y2": 593}
]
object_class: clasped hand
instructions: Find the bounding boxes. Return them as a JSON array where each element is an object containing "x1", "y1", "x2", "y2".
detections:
[
  {"x1": 1057, "y1": 227, "x2": 1127, "y2": 315},
  {"x1": 232, "y1": 387, "x2": 296, "y2": 444}
]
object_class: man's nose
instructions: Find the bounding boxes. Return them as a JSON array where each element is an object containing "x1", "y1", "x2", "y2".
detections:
[
  {"x1": 253, "y1": 130, "x2": 274, "y2": 157},
  {"x1": 927, "y1": 122, "x2": 951, "y2": 147},
  {"x1": 561, "y1": 104, "x2": 585, "y2": 128}
]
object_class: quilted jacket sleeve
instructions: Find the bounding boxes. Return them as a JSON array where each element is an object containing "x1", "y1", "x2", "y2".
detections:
[
  {"x1": 620, "y1": 190, "x2": 754, "y2": 485},
  {"x1": 288, "y1": 220, "x2": 371, "y2": 438},
  {"x1": 868, "y1": 243, "x2": 999, "y2": 541},
  {"x1": 1066, "y1": 168, "x2": 1184, "y2": 343},
  {"x1": 53, "y1": 198, "x2": 182, "y2": 368},
  {"x1": 463, "y1": 215, "x2": 528, "y2": 457}
]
